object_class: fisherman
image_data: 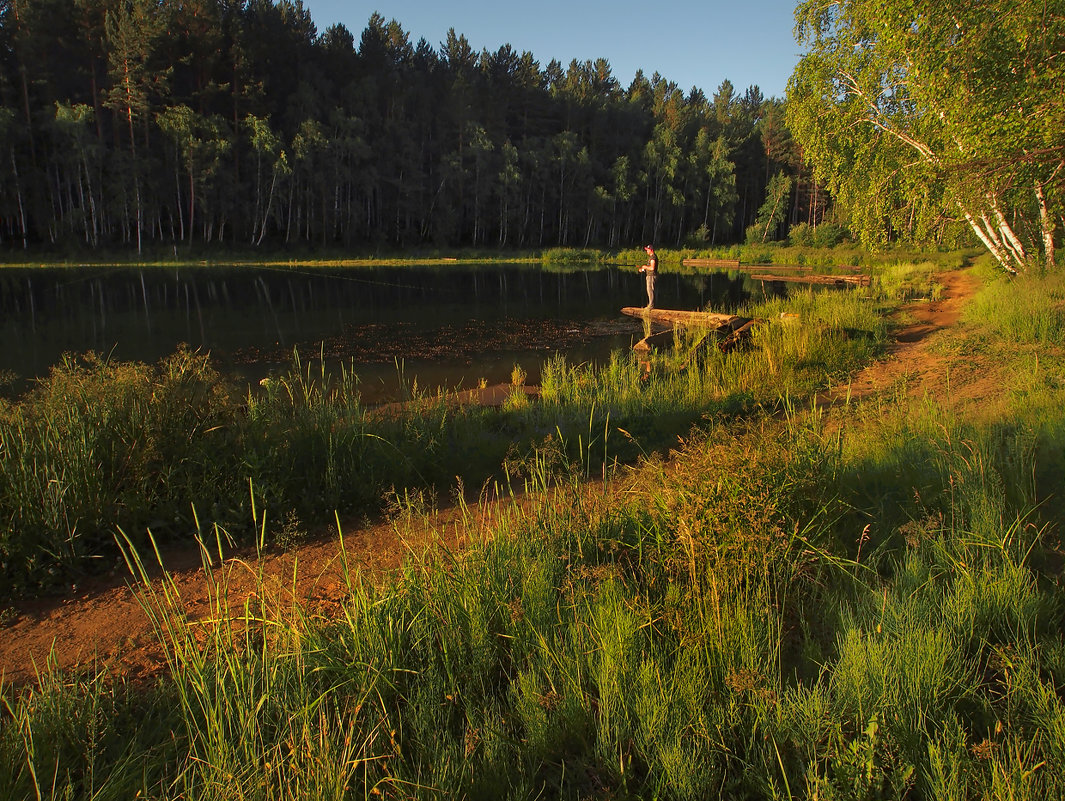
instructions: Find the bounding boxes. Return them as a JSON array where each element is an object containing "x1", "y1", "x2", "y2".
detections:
[{"x1": 638, "y1": 244, "x2": 659, "y2": 309}]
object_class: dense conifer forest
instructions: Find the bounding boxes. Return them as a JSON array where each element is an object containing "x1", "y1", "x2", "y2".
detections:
[{"x1": 0, "y1": 0, "x2": 819, "y2": 253}]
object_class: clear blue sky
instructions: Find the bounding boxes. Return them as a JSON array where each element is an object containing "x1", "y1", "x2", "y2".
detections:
[{"x1": 299, "y1": 0, "x2": 803, "y2": 100}]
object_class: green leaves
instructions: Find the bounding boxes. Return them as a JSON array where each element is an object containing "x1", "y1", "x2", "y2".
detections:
[{"x1": 788, "y1": 0, "x2": 1065, "y2": 271}]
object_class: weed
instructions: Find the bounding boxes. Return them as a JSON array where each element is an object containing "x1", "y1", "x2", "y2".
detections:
[{"x1": 273, "y1": 509, "x2": 309, "y2": 550}]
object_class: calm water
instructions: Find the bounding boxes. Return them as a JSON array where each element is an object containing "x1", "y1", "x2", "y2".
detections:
[{"x1": 0, "y1": 263, "x2": 772, "y2": 402}]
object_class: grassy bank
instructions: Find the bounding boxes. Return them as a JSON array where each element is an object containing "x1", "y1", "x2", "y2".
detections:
[
  {"x1": 0, "y1": 243, "x2": 972, "y2": 273},
  {"x1": 0, "y1": 244, "x2": 547, "y2": 269},
  {"x1": 4, "y1": 311, "x2": 1065, "y2": 796},
  {"x1": 0, "y1": 264, "x2": 894, "y2": 596},
  {"x1": 8, "y1": 258, "x2": 1065, "y2": 798}
]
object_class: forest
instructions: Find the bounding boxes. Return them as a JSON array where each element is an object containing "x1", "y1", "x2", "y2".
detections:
[{"x1": 0, "y1": 0, "x2": 816, "y2": 254}]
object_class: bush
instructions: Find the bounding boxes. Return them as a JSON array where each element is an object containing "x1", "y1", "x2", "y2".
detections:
[
  {"x1": 685, "y1": 224, "x2": 711, "y2": 248},
  {"x1": 812, "y1": 222, "x2": 846, "y2": 248},
  {"x1": 541, "y1": 248, "x2": 600, "y2": 265},
  {"x1": 788, "y1": 222, "x2": 814, "y2": 247}
]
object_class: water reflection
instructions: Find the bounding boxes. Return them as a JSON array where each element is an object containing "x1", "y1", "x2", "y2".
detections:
[{"x1": 0, "y1": 263, "x2": 773, "y2": 401}]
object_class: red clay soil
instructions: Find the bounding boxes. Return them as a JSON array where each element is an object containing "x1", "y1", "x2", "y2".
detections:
[
  {"x1": 818, "y1": 267, "x2": 989, "y2": 410},
  {"x1": 0, "y1": 269, "x2": 985, "y2": 687},
  {"x1": 0, "y1": 496, "x2": 522, "y2": 686},
  {"x1": 0, "y1": 517, "x2": 436, "y2": 685}
]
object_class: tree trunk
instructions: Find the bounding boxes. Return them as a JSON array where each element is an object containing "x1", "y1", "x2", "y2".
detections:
[
  {"x1": 1035, "y1": 175, "x2": 1059, "y2": 271},
  {"x1": 252, "y1": 151, "x2": 262, "y2": 244},
  {"x1": 990, "y1": 195, "x2": 1027, "y2": 265},
  {"x1": 187, "y1": 163, "x2": 196, "y2": 247},
  {"x1": 174, "y1": 157, "x2": 185, "y2": 242},
  {"x1": 83, "y1": 157, "x2": 99, "y2": 246},
  {"x1": 257, "y1": 162, "x2": 279, "y2": 247},
  {"x1": 961, "y1": 205, "x2": 1017, "y2": 274},
  {"x1": 10, "y1": 148, "x2": 28, "y2": 248}
]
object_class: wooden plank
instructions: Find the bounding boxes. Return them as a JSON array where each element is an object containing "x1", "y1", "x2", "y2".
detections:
[
  {"x1": 741, "y1": 264, "x2": 866, "y2": 273},
  {"x1": 621, "y1": 306, "x2": 741, "y2": 328},
  {"x1": 681, "y1": 258, "x2": 741, "y2": 268},
  {"x1": 695, "y1": 263, "x2": 868, "y2": 274},
  {"x1": 749, "y1": 273, "x2": 870, "y2": 287},
  {"x1": 728, "y1": 264, "x2": 814, "y2": 272}
]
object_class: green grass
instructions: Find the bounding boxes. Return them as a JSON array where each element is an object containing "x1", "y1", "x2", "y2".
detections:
[
  {"x1": 0, "y1": 246, "x2": 547, "y2": 269},
  {"x1": 965, "y1": 267, "x2": 1065, "y2": 347},
  {"x1": 7, "y1": 257, "x2": 1065, "y2": 798},
  {"x1": 5, "y1": 390, "x2": 1065, "y2": 798},
  {"x1": 0, "y1": 271, "x2": 885, "y2": 595}
]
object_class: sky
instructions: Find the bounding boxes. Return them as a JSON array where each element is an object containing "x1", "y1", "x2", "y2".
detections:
[{"x1": 299, "y1": 0, "x2": 803, "y2": 100}]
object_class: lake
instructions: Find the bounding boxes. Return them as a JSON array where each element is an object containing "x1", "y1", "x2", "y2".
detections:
[{"x1": 0, "y1": 263, "x2": 776, "y2": 402}]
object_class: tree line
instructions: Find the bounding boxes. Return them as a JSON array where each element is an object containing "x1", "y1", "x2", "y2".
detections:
[{"x1": 0, "y1": 0, "x2": 821, "y2": 254}]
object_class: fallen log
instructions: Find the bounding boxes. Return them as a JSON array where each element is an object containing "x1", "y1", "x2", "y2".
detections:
[
  {"x1": 681, "y1": 258, "x2": 741, "y2": 268},
  {"x1": 620, "y1": 307, "x2": 742, "y2": 328},
  {"x1": 626, "y1": 309, "x2": 764, "y2": 355},
  {"x1": 632, "y1": 329, "x2": 677, "y2": 353},
  {"x1": 717, "y1": 318, "x2": 762, "y2": 353},
  {"x1": 740, "y1": 264, "x2": 865, "y2": 273},
  {"x1": 728, "y1": 264, "x2": 814, "y2": 272},
  {"x1": 749, "y1": 272, "x2": 870, "y2": 287}
]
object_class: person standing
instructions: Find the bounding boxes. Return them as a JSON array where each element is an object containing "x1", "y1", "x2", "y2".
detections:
[{"x1": 638, "y1": 244, "x2": 659, "y2": 309}]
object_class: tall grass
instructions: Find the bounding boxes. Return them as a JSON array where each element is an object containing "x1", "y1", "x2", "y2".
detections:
[
  {"x1": 6, "y1": 377, "x2": 1065, "y2": 798},
  {"x1": 965, "y1": 268, "x2": 1065, "y2": 346},
  {"x1": 17, "y1": 259, "x2": 1065, "y2": 796},
  {"x1": 0, "y1": 277, "x2": 887, "y2": 594}
]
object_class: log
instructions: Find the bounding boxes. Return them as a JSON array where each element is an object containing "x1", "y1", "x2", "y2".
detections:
[
  {"x1": 680, "y1": 258, "x2": 741, "y2": 268},
  {"x1": 749, "y1": 272, "x2": 870, "y2": 287},
  {"x1": 620, "y1": 306, "x2": 742, "y2": 328},
  {"x1": 625, "y1": 309, "x2": 764, "y2": 355},
  {"x1": 632, "y1": 329, "x2": 677, "y2": 353},
  {"x1": 728, "y1": 264, "x2": 814, "y2": 272},
  {"x1": 717, "y1": 318, "x2": 762, "y2": 353},
  {"x1": 738, "y1": 264, "x2": 865, "y2": 273}
]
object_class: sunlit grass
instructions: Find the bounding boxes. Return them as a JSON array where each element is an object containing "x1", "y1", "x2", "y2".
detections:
[
  {"x1": 6, "y1": 382, "x2": 1065, "y2": 797},
  {"x1": 0, "y1": 274, "x2": 892, "y2": 594},
  {"x1": 9, "y1": 256, "x2": 1065, "y2": 797},
  {"x1": 965, "y1": 269, "x2": 1065, "y2": 347}
]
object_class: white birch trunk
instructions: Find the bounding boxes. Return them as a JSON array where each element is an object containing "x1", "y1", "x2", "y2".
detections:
[
  {"x1": 962, "y1": 205, "x2": 1017, "y2": 274},
  {"x1": 1035, "y1": 174, "x2": 1059, "y2": 271},
  {"x1": 989, "y1": 195, "x2": 1028, "y2": 264}
]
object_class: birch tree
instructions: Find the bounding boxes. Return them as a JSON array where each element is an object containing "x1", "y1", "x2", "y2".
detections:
[{"x1": 787, "y1": 0, "x2": 1064, "y2": 273}]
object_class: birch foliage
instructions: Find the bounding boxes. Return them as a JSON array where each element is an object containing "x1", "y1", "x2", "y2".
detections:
[{"x1": 787, "y1": 0, "x2": 1065, "y2": 272}]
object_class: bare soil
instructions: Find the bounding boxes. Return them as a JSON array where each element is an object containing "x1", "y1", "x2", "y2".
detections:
[
  {"x1": 818, "y1": 268, "x2": 996, "y2": 413},
  {"x1": 0, "y1": 268, "x2": 990, "y2": 687}
]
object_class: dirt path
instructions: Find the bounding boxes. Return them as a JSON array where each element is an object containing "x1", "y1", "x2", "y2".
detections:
[
  {"x1": 0, "y1": 268, "x2": 986, "y2": 687},
  {"x1": 0, "y1": 502, "x2": 498, "y2": 686},
  {"x1": 819, "y1": 268, "x2": 991, "y2": 411}
]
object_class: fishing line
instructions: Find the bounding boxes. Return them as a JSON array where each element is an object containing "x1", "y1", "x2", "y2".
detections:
[{"x1": 248, "y1": 261, "x2": 469, "y2": 296}]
